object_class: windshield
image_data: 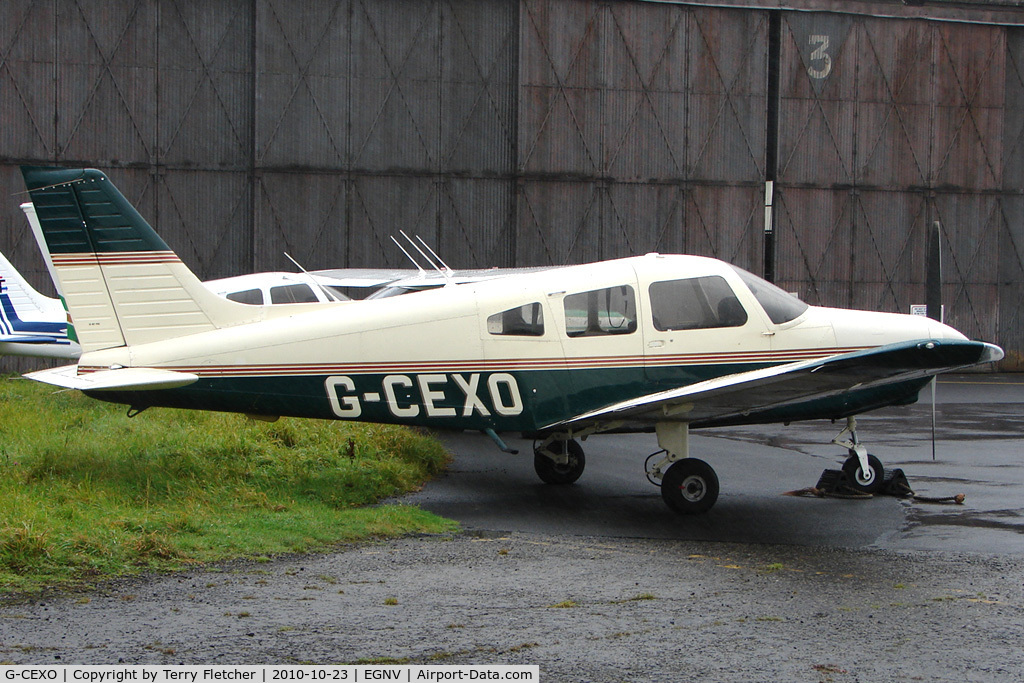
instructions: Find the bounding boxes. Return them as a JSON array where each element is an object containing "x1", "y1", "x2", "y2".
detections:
[{"x1": 731, "y1": 266, "x2": 808, "y2": 325}]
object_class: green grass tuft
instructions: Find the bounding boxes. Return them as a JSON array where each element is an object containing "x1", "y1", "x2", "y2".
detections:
[{"x1": 0, "y1": 376, "x2": 457, "y2": 592}]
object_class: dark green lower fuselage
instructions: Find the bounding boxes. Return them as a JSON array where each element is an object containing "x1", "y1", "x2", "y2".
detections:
[{"x1": 88, "y1": 362, "x2": 928, "y2": 437}]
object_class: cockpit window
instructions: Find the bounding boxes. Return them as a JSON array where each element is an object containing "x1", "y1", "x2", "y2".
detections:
[
  {"x1": 732, "y1": 266, "x2": 808, "y2": 324},
  {"x1": 270, "y1": 284, "x2": 318, "y2": 304},
  {"x1": 649, "y1": 276, "x2": 747, "y2": 331},
  {"x1": 487, "y1": 303, "x2": 545, "y2": 336},
  {"x1": 563, "y1": 285, "x2": 637, "y2": 337}
]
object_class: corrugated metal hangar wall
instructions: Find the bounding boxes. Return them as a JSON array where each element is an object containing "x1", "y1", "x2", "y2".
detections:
[{"x1": 2, "y1": 0, "x2": 1023, "y2": 369}]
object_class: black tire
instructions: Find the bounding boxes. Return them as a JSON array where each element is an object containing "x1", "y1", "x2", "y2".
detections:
[
  {"x1": 661, "y1": 458, "x2": 719, "y2": 515},
  {"x1": 534, "y1": 439, "x2": 585, "y2": 485},
  {"x1": 841, "y1": 453, "x2": 884, "y2": 494}
]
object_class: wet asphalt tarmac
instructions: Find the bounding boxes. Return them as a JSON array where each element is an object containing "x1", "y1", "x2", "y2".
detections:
[
  {"x1": 421, "y1": 375, "x2": 1024, "y2": 555},
  {"x1": 1, "y1": 375, "x2": 1022, "y2": 680}
]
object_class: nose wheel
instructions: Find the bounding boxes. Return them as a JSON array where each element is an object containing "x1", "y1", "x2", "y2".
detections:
[
  {"x1": 833, "y1": 417, "x2": 885, "y2": 494},
  {"x1": 841, "y1": 452, "x2": 884, "y2": 494}
]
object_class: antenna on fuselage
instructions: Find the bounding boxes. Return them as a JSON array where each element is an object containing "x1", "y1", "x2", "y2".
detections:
[
  {"x1": 412, "y1": 233, "x2": 453, "y2": 274},
  {"x1": 399, "y1": 230, "x2": 453, "y2": 283},
  {"x1": 283, "y1": 252, "x2": 345, "y2": 303},
  {"x1": 390, "y1": 235, "x2": 427, "y2": 274}
]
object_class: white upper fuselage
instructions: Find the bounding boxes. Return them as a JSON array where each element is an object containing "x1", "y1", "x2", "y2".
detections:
[{"x1": 76, "y1": 253, "x2": 964, "y2": 398}]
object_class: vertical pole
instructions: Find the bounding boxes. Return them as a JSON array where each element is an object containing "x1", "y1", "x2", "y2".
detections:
[
  {"x1": 926, "y1": 220, "x2": 943, "y2": 460},
  {"x1": 764, "y1": 11, "x2": 782, "y2": 282},
  {"x1": 926, "y1": 221, "x2": 943, "y2": 323},
  {"x1": 249, "y1": 0, "x2": 259, "y2": 274}
]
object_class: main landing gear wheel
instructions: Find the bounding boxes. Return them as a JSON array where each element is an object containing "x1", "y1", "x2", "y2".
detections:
[
  {"x1": 841, "y1": 453, "x2": 884, "y2": 494},
  {"x1": 661, "y1": 458, "x2": 719, "y2": 515},
  {"x1": 534, "y1": 439, "x2": 585, "y2": 485}
]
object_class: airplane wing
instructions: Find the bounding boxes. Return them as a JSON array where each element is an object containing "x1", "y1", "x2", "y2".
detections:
[
  {"x1": 312, "y1": 266, "x2": 559, "y2": 289},
  {"x1": 25, "y1": 365, "x2": 199, "y2": 392},
  {"x1": 545, "y1": 339, "x2": 1003, "y2": 432},
  {"x1": 309, "y1": 268, "x2": 423, "y2": 288}
]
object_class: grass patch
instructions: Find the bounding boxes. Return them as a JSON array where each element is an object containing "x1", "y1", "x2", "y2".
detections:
[
  {"x1": 548, "y1": 600, "x2": 578, "y2": 609},
  {"x1": 0, "y1": 377, "x2": 457, "y2": 592}
]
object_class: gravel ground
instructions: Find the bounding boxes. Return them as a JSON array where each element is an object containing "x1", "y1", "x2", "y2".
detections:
[{"x1": 2, "y1": 531, "x2": 1022, "y2": 682}]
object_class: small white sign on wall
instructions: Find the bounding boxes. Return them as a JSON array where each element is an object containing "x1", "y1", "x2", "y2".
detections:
[{"x1": 911, "y1": 304, "x2": 944, "y2": 319}]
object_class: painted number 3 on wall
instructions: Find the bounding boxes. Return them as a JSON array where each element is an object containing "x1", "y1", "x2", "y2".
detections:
[{"x1": 808, "y1": 35, "x2": 832, "y2": 79}]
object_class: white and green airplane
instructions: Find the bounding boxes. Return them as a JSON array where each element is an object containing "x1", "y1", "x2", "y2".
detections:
[{"x1": 20, "y1": 166, "x2": 1002, "y2": 514}]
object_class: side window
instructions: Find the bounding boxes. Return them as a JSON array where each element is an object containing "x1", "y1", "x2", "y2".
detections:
[
  {"x1": 564, "y1": 285, "x2": 637, "y2": 337},
  {"x1": 487, "y1": 303, "x2": 545, "y2": 337},
  {"x1": 270, "y1": 284, "x2": 318, "y2": 304},
  {"x1": 649, "y1": 276, "x2": 747, "y2": 331},
  {"x1": 226, "y1": 288, "x2": 264, "y2": 305}
]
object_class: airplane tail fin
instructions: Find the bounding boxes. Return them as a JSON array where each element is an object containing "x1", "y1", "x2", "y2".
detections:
[
  {"x1": 0, "y1": 246, "x2": 63, "y2": 321},
  {"x1": 0, "y1": 245, "x2": 69, "y2": 341},
  {"x1": 21, "y1": 167, "x2": 256, "y2": 354}
]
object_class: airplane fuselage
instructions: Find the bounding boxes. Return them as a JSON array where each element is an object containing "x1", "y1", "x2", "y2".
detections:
[{"x1": 75, "y1": 253, "x2": 959, "y2": 435}]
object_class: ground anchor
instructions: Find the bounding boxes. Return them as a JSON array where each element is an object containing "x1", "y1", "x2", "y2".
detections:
[{"x1": 784, "y1": 467, "x2": 966, "y2": 504}]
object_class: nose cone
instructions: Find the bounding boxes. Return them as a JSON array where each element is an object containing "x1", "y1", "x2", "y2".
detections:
[
  {"x1": 816, "y1": 306, "x2": 965, "y2": 347},
  {"x1": 821, "y1": 306, "x2": 1003, "y2": 366}
]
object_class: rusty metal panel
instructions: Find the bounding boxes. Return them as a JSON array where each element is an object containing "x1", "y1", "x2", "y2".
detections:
[
  {"x1": 159, "y1": 170, "x2": 252, "y2": 280},
  {"x1": 998, "y1": 196, "x2": 1024, "y2": 369},
  {"x1": 253, "y1": 171, "x2": 349, "y2": 272},
  {"x1": 520, "y1": 0, "x2": 768, "y2": 183},
  {"x1": 772, "y1": 186, "x2": 855, "y2": 306},
  {"x1": 0, "y1": 1, "x2": 55, "y2": 160},
  {"x1": 999, "y1": 29, "x2": 1024, "y2": 369},
  {"x1": 686, "y1": 184, "x2": 764, "y2": 270},
  {"x1": 931, "y1": 23, "x2": 1005, "y2": 191},
  {"x1": 601, "y1": 2, "x2": 689, "y2": 181},
  {"x1": 514, "y1": 179, "x2": 765, "y2": 267},
  {"x1": 347, "y1": 175, "x2": 439, "y2": 267},
  {"x1": 441, "y1": 0, "x2": 517, "y2": 174},
  {"x1": 350, "y1": 0, "x2": 441, "y2": 172},
  {"x1": 687, "y1": 7, "x2": 768, "y2": 182},
  {"x1": 854, "y1": 18, "x2": 933, "y2": 189},
  {"x1": 776, "y1": 12, "x2": 857, "y2": 187},
  {"x1": 1003, "y1": 27, "x2": 1024, "y2": 191},
  {"x1": 255, "y1": 0, "x2": 349, "y2": 169},
  {"x1": 779, "y1": 16, "x2": 1005, "y2": 190},
  {"x1": 933, "y1": 192, "x2": 1001, "y2": 344},
  {"x1": 774, "y1": 13, "x2": 1008, "y2": 351},
  {"x1": 850, "y1": 189, "x2": 929, "y2": 313},
  {"x1": 55, "y1": 0, "x2": 158, "y2": 164},
  {"x1": 437, "y1": 178, "x2": 517, "y2": 268},
  {"x1": 516, "y1": 180, "x2": 600, "y2": 264},
  {"x1": 159, "y1": 1, "x2": 254, "y2": 169},
  {"x1": 603, "y1": 183, "x2": 685, "y2": 256},
  {"x1": 518, "y1": 0, "x2": 609, "y2": 176}
]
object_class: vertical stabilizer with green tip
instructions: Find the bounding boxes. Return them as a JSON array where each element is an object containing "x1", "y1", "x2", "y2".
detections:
[{"x1": 21, "y1": 167, "x2": 257, "y2": 353}]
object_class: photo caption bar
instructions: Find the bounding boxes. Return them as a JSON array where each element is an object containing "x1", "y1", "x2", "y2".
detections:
[{"x1": 0, "y1": 667, "x2": 538, "y2": 683}]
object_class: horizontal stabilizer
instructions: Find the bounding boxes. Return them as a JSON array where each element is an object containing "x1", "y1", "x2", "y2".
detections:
[
  {"x1": 25, "y1": 365, "x2": 199, "y2": 392},
  {"x1": 0, "y1": 334, "x2": 61, "y2": 344}
]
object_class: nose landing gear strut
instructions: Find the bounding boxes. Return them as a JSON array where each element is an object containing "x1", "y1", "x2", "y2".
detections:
[{"x1": 832, "y1": 416, "x2": 885, "y2": 494}]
